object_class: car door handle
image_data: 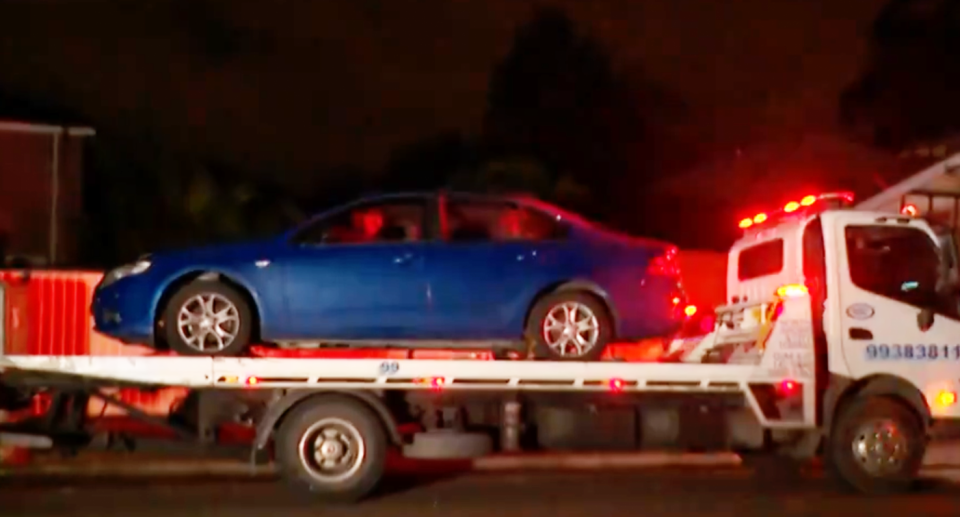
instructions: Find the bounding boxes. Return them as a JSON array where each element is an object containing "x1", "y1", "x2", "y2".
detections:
[{"x1": 849, "y1": 327, "x2": 873, "y2": 340}]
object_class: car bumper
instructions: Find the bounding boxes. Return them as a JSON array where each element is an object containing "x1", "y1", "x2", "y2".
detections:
[
  {"x1": 91, "y1": 278, "x2": 158, "y2": 347},
  {"x1": 615, "y1": 277, "x2": 686, "y2": 340}
]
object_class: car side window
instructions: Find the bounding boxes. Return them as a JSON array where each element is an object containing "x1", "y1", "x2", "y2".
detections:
[
  {"x1": 293, "y1": 199, "x2": 427, "y2": 245},
  {"x1": 845, "y1": 225, "x2": 942, "y2": 309},
  {"x1": 445, "y1": 198, "x2": 566, "y2": 242}
]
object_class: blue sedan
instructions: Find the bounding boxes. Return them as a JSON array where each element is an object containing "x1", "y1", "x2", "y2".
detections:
[{"x1": 92, "y1": 192, "x2": 687, "y2": 360}]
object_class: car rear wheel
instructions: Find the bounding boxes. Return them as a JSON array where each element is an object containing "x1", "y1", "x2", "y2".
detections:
[
  {"x1": 526, "y1": 291, "x2": 612, "y2": 361},
  {"x1": 162, "y1": 280, "x2": 252, "y2": 356}
]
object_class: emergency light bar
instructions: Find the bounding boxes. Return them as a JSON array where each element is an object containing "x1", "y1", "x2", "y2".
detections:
[{"x1": 738, "y1": 192, "x2": 854, "y2": 230}]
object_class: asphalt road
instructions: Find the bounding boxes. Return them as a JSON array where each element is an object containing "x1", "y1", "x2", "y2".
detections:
[{"x1": 3, "y1": 469, "x2": 960, "y2": 517}]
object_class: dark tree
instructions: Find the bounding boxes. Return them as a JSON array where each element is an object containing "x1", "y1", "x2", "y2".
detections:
[
  {"x1": 840, "y1": 0, "x2": 960, "y2": 148},
  {"x1": 381, "y1": 131, "x2": 478, "y2": 192},
  {"x1": 482, "y1": 7, "x2": 683, "y2": 229}
]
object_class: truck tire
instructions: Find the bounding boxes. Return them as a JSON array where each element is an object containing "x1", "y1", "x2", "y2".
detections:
[
  {"x1": 163, "y1": 280, "x2": 252, "y2": 357},
  {"x1": 827, "y1": 396, "x2": 925, "y2": 494},
  {"x1": 275, "y1": 395, "x2": 387, "y2": 503},
  {"x1": 527, "y1": 291, "x2": 612, "y2": 361}
]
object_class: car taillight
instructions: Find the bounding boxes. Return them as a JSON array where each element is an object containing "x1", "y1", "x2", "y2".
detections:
[{"x1": 647, "y1": 247, "x2": 680, "y2": 277}]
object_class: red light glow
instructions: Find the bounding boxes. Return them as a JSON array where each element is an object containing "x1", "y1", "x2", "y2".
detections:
[
  {"x1": 901, "y1": 204, "x2": 918, "y2": 216},
  {"x1": 245, "y1": 376, "x2": 260, "y2": 386},
  {"x1": 609, "y1": 378, "x2": 625, "y2": 392},
  {"x1": 778, "y1": 379, "x2": 799, "y2": 396},
  {"x1": 416, "y1": 377, "x2": 446, "y2": 390},
  {"x1": 739, "y1": 193, "x2": 856, "y2": 230},
  {"x1": 684, "y1": 305, "x2": 697, "y2": 317}
]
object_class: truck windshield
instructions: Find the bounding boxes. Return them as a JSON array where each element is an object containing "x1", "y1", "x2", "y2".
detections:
[{"x1": 845, "y1": 225, "x2": 949, "y2": 313}]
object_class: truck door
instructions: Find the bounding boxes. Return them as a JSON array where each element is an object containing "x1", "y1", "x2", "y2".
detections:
[{"x1": 829, "y1": 212, "x2": 960, "y2": 415}]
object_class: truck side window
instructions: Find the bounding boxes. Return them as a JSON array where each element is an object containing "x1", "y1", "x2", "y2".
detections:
[
  {"x1": 845, "y1": 225, "x2": 941, "y2": 308},
  {"x1": 737, "y1": 239, "x2": 784, "y2": 280}
]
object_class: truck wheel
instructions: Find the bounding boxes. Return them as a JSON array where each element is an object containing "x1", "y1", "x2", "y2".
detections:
[
  {"x1": 275, "y1": 396, "x2": 387, "y2": 503},
  {"x1": 526, "y1": 291, "x2": 612, "y2": 361},
  {"x1": 163, "y1": 280, "x2": 252, "y2": 356},
  {"x1": 828, "y1": 396, "x2": 925, "y2": 494}
]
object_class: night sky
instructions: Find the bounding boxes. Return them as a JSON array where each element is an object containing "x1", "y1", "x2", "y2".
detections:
[{"x1": 0, "y1": 0, "x2": 890, "y2": 191}]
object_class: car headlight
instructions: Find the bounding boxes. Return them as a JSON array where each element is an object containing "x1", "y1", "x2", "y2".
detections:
[{"x1": 100, "y1": 257, "x2": 152, "y2": 288}]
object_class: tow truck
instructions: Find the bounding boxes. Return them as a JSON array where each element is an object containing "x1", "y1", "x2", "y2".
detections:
[{"x1": 2, "y1": 191, "x2": 960, "y2": 501}]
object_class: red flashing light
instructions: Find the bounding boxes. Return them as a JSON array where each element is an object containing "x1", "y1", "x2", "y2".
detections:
[
  {"x1": 738, "y1": 192, "x2": 855, "y2": 231},
  {"x1": 609, "y1": 378, "x2": 625, "y2": 392},
  {"x1": 684, "y1": 305, "x2": 697, "y2": 317},
  {"x1": 901, "y1": 204, "x2": 918, "y2": 216},
  {"x1": 776, "y1": 284, "x2": 808, "y2": 298},
  {"x1": 672, "y1": 296, "x2": 681, "y2": 305},
  {"x1": 417, "y1": 377, "x2": 446, "y2": 390},
  {"x1": 778, "y1": 379, "x2": 799, "y2": 396},
  {"x1": 245, "y1": 376, "x2": 260, "y2": 386}
]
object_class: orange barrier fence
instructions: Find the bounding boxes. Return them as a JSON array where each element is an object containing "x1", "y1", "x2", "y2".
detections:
[{"x1": 0, "y1": 270, "x2": 188, "y2": 418}]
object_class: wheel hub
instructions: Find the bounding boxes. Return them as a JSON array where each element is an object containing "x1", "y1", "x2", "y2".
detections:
[
  {"x1": 542, "y1": 301, "x2": 600, "y2": 357},
  {"x1": 176, "y1": 293, "x2": 241, "y2": 352},
  {"x1": 852, "y1": 419, "x2": 908, "y2": 475},
  {"x1": 298, "y1": 418, "x2": 366, "y2": 483},
  {"x1": 318, "y1": 439, "x2": 344, "y2": 460}
]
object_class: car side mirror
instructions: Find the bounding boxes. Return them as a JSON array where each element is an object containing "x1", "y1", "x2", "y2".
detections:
[{"x1": 918, "y1": 307, "x2": 935, "y2": 332}]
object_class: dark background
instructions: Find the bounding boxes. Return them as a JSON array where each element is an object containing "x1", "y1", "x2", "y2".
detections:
[{"x1": 1, "y1": 0, "x2": 958, "y2": 266}]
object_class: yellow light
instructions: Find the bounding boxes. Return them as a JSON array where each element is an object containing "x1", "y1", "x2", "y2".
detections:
[{"x1": 936, "y1": 390, "x2": 957, "y2": 407}]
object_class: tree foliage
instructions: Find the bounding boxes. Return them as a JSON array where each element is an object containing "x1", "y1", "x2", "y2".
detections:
[{"x1": 481, "y1": 6, "x2": 683, "y2": 229}]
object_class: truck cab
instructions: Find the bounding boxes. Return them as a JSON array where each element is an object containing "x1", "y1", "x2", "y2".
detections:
[{"x1": 699, "y1": 192, "x2": 960, "y2": 491}]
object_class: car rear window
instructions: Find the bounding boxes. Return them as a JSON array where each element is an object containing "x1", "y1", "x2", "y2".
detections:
[{"x1": 737, "y1": 239, "x2": 784, "y2": 280}]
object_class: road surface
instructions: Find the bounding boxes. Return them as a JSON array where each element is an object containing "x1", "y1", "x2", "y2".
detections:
[{"x1": 2, "y1": 468, "x2": 960, "y2": 517}]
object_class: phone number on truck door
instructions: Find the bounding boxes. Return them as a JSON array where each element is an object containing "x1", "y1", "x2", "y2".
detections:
[{"x1": 866, "y1": 344, "x2": 960, "y2": 361}]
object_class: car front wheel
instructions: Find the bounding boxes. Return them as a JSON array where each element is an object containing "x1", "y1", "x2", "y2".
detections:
[
  {"x1": 162, "y1": 280, "x2": 252, "y2": 356},
  {"x1": 526, "y1": 291, "x2": 612, "y2": 361}
]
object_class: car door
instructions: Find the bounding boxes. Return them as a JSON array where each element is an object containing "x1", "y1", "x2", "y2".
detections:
[
  {"x1": 424, "y1": 195, "x2": 569, "y2": 339},
  {"x1": 276, "y1": 195, "x2": 432, "y2": 341},
  {"x1": 832, "y1": 213, "x2": 960, "y2": 404}
]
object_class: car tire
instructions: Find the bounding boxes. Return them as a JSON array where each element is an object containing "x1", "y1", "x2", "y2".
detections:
[
  {"x1": 827, "y1": 396, "x2": 925, "y2": 495},
  {"x1": 276, "y1": 395, "x2": 388, "y2": 503},
  {"x1": 526, "y1": 290, "x2": 612, "y2": 361},
  {"x1": 163, "y1": 280, "x2": 253, "y2": 357}
]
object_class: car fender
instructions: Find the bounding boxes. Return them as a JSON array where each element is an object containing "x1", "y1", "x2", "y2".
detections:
[
  {"x1": 150, "y1": 266, "x2": 267, "y2": 322},
  {"x1": 544, "y1": 279, "x2": 621, "y2": 335}
]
